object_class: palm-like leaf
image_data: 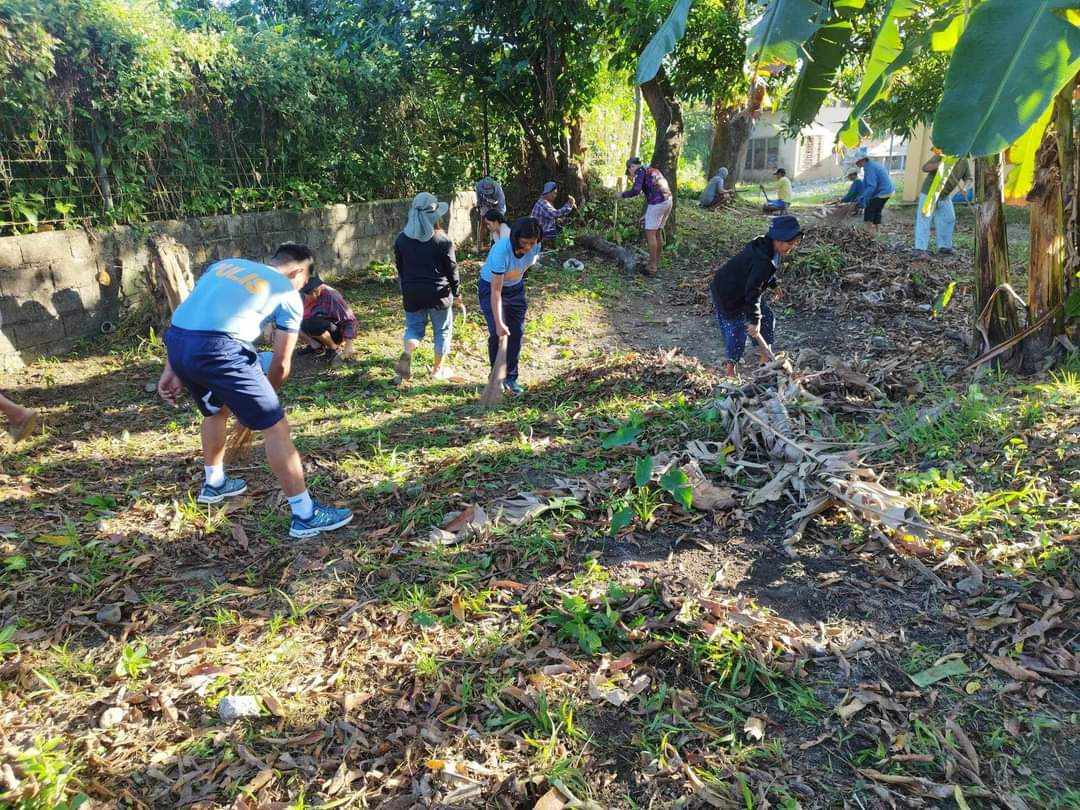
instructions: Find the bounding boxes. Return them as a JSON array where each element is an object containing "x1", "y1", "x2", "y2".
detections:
[
  {"x1": 1003, "y1": 105, "x2": 1056, "y2": 203},
  {"x1": 635, "y1": 0, "x2": 696, "y2": 85},
  {"x1": 786, "y1": 19, "x2": 853, "y2": 130},
  {"x1": 746, "y1": 0, "x2": 824, "y2": 69},
  {"x1": 932, "y1": 0, "x2": 1080, "y2": 157}
]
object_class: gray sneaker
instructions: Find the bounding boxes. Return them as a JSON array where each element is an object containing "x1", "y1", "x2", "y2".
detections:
[{"x1": 197, "y1": 476, "x2": 248, "y2": 504}]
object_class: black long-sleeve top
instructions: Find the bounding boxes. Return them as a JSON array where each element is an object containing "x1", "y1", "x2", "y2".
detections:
[
  {"x1": 709, "y1": 236, "x2": 780, "y2": 323},
  {"x1": 393, "y1": 231, "x2": 459, "y2": 312}
]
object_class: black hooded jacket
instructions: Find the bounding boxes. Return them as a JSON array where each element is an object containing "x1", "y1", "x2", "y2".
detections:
[{"x1": 709, "y1": 235, "x2": 779, "y2": 323}]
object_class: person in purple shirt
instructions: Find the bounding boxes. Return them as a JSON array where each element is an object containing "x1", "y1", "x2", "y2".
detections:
[{"x1": 621, "y1": 157, "x2": 673, "y2": 276}]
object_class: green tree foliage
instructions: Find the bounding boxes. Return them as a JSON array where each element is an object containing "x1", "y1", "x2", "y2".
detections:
[
  {"x1": 0, "y1": 0, "x2": 482, "y2": 231},
  {"x1": 424, "y1": 0, "x2": 608, "y2": 201}
]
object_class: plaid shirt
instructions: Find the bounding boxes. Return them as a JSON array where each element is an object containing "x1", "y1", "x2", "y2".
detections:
[
  {"x1": 303, "y1": 285, "x2": 357, "y2": 340},
  {"x1": 531, "y1": 197, "x2": 574, "y2": 238}
]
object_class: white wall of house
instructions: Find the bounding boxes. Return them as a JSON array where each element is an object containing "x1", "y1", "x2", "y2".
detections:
[{"x1": 739, "y1": 105, "x2": 907, "y2": 185}]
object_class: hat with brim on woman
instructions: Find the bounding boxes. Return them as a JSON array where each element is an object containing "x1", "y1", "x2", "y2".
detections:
[{"x1": 403, "y1": 192, "x2": 450, "y2": 242}]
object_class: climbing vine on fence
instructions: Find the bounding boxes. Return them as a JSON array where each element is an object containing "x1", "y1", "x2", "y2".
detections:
[{"x1": 0, "y1": 0, "x2": 487, "y2": 234}]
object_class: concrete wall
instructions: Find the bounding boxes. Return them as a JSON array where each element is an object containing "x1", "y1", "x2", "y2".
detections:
[{"x1": 0, "y1": 191, "x2": 474, "y2": 369}]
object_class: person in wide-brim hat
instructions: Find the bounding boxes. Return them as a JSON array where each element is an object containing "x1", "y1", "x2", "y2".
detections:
[
  {"x1": 393, "y1": 193, "x2": 463, "y2": 383},
  {"x1": 708, "y1": 214, "x2": 803, "y2": 377}
]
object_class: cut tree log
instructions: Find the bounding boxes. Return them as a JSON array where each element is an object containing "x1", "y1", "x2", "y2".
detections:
[
  {"x1": 146, "y1": 234, "x2": 195, "y2": 329},
  {"x1": 574, "y1": 234, "x2": 648, "y2": 275}
]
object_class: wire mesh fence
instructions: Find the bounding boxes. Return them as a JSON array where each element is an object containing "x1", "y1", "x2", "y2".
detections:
[{"x1": 0, "y1": 137, "x2": 357, "y2": 236}]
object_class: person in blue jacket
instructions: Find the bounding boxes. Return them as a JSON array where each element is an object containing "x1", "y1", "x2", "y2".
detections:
[{"x1": 854, "y1": 147, "x2": 894, "y2": 235}]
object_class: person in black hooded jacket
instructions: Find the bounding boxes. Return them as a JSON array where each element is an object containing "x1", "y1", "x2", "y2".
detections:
[{"x1": 710, "y1": 215, "x2": 802, "y2": 376}]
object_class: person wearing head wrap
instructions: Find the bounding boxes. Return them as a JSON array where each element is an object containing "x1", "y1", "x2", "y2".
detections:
[
  {"x1": 709, "y1": 215, "x2": 803, "y2": 377},
  {"x1": 699, "y1": 167, "x2": 731, "y2": 209},
  {"x1": 393, "y1": 193, "x2": 462, "y2": 382},
  {"x1": 475, "y1": 177, "x2": 507, "y2": 249},
  {"x1": 530, "y1": 181, "x2": 577, "y2": 240}
]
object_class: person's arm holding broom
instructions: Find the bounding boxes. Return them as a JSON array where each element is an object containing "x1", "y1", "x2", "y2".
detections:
[
  {"x1": 265, "y1": 328, "x2": 298, "y2": 391},
  {"x1": 489, "y1": 273, "x2": 509, "y2": 338}
]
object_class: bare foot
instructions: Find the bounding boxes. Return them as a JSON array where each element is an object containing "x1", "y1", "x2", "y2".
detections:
[{"x1": 8, "y1": 410, "x2": 39, "y2": 443}]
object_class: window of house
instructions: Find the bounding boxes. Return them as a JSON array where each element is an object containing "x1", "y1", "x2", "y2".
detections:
[{"x1": 745, "y1": 136, "x2": 781, "y2": 171}]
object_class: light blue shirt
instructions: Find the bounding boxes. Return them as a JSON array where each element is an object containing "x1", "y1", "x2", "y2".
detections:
[
  {"x1": 171, "y1": 259, "x2": 303, "y2": 344},
  {"x1": 479, "y1": 237, "x2": 540, "y2": 287},
  {"x1": 858, "y1": 160, "x2": 895, "y2": 208}
]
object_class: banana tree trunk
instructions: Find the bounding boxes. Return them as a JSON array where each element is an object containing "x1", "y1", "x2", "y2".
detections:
[
  {"x1": 640, "y1": 68, "x2": 684, "y2": 233},
  {"x1": 1023, "y1": 108, "x2": 1066, "y2": 369},
  {"x1": 1060, "y1": 81, "x2": 1078, "y2": 341},
  {"x1": 973, "y1": 154, "x2": 1020, "y2": 355}
]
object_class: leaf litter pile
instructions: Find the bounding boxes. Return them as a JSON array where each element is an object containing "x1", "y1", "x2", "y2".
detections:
[{"x1": 1, "y1": 202, "x2": 1078, "y2": 808}]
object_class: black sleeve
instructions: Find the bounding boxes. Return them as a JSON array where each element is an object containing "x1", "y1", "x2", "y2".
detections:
[
  {"x1": 394, "y1": 238, "x2": 404, "y2": 282},
  {"x1": 443, "y1": 241, "x2": 459, "y2": 298},
  {"x1": 743, "y1": 256, "x2": 774, "y2": 322}
]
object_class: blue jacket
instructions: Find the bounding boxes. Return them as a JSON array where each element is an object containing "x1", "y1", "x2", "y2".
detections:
[
  {"x1": 858, "y1": 160, "x2": 895, "y2": 208},
  {"x1": 841, "y1": 178, "x2": 864, "y2": 204}
]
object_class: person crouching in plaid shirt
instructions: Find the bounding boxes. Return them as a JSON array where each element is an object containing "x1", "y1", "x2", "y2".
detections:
[
  {"x1": 298, "y1": 273, "x2": 358, "y2": 363},
  {"x1": 531, "y1": 181, "x2": 577, "y2": 240}
]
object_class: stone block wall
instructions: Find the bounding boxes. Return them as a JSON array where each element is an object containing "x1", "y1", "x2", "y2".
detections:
[{"x1": 0, "y1": 191, "x2": 474, "y2": 369}]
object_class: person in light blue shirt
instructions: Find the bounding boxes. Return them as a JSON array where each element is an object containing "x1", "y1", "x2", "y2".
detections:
[
  {"x1": 158, "y1": 243, "x2": 353, "y2": 539},
  {"x1": 854, "y1": 148, "x2": 895, "y2": 235},
  {"x1": 171, "y1": 258, "x2": 303, "y2": 344},
  {"x1": 478, "y1": 217, "x2": 542, "y2": 396}
]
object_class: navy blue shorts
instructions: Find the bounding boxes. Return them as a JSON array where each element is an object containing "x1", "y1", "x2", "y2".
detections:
[{"x1": 165, "y1": 327, "x2": 284, "y2": 430}]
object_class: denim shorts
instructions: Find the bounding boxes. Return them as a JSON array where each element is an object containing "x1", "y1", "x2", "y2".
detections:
[
  {"x1": 404, "y1": 306, "x2": 453, "y2": 356},
  {"x1": 165, "y1": 326, "x2": 284, "y2": 430}
]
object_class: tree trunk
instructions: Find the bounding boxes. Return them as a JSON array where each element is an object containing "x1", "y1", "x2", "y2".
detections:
[
  {"x1": 708, "y1": 102, "x2": 752, "y2": 187},
  {"x1": 640, "y1": 69, "x2": 684, "y2": 232},
  {"x1": 623, "y1": 86, "x2": 643, "y2": 193},
  {"x1": 630, "y1": 86, "x2": 643, "y2": 159},
  {"x1": 973, "y1": 154, "x2": 1020, "y2": 356},
  {"x1": 1058, "y1": 80, "x2": 1078, "y2": 342},
  {"x1": 1023, "y1": 109, "x2": 1066, "y2": 370}
]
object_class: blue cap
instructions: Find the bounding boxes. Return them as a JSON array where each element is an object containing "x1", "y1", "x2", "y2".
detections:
[
  {"x1": 767, "y1": 215, "x2": 802, "y2": 242},
  {"x1": 542, "y1": 181, "x2": 558, "y2": 195}
]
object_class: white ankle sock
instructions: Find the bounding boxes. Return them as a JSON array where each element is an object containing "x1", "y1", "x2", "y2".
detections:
[
  {"x1": 287, "y1": 490, "x2": 315, "y2": 520},
  {"x1": 205, "y1": 465, "x2": 226, "y2": 488}
]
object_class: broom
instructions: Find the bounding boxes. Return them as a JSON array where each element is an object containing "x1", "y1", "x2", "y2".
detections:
[
  {"x1": 750, "y1": 329, "x2": 776, "y2": 363},
  {"x1": 224, "y1": 423, "x2": 254, "y2": 463},
  {"x1": 479, "y1": 336, "x2": 508, "y2": 409}
]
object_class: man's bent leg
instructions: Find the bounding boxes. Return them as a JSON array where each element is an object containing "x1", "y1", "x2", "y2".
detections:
[
  {"x1": 202, "y1": 408, "x2": 230, "y2": 469},
  {"x1": 264, "y1": 417, "x2": 354, "y2": 538},
  {"x1": 263, "y1": 417, "x2": 306, "y2": 498}
]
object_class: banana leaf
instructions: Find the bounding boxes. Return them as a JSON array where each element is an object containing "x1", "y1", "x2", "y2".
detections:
[
  {"x1": 920, "y1": 155, "x2": 957, "y2": 217},
  {"x1": 932, "y1": 0, "x2": 1080, "y2": 157},
  {"x1": 837, "y1": 0, "x2": 921, "y2": 148},
  {"x1": 747, "y1": 0, "x2": 824, "y2": 69},
  {"x1": 635, "y1": 0, "x2": 696, "y2": 85},
  {"x1": 786, "y1": 19, "x2": 854, "y2": 131},
  {"x1": 1003, "y1": 104, "x2": 1056, "y2": 203}
]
